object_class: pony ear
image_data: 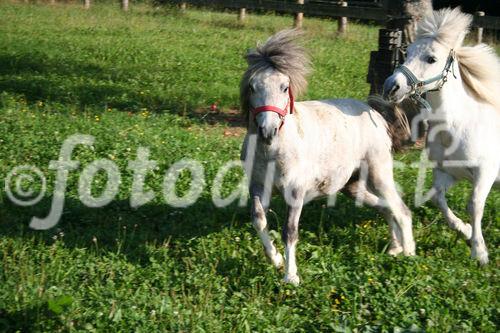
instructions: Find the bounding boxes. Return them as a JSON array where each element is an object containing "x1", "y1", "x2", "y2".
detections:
[
  {"x1": 444, "y1": 8, "x2": 472, "y2": 49},
  {"x1": 245, "y1": 50, "x2": 259, "y2": 65},
  {"x1": 452, "y1": 31, "x2": 467, "y2": 49}
]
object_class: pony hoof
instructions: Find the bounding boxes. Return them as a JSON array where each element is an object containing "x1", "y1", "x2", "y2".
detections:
[
  {"x1": 403, "y1": 242, "x2": 416, "y2": 256},
  {"x1": 463, "y1": 224, "x2": 472, "y2": 240},
  {"x1": 403, "y1": 249, "x2": 416, "y2": 256},
  {"x1": 283, "y1": 274, "x2": 300, "y2": 285},
  {"x1": 387, "y1": 245, "x2": 403, "y2": 256},
  {"x1": 271, "y1": 253, "x2": 284, "y2": 269},
  {"x1": 471, "y1": 249, "x2": 489, "y2": 266}
]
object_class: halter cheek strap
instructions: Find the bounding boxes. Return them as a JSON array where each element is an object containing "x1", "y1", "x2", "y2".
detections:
[{"x1": 250, "y1": 87, "x2": 295, "y2": 130}]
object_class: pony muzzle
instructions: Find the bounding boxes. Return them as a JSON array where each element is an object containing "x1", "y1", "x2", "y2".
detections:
[
  {"x1": 255, "y1": 112, "x2": 281, "y2": 144},
  {"x1": 383, "y1": 73, "x2": 408, "y2": 103}
]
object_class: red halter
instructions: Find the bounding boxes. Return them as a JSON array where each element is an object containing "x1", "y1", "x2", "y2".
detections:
[{"x1": 250, "y1": 87, "x2": 295, "y2": 129}]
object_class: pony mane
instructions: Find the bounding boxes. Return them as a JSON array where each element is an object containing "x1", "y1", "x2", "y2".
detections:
[
  {"x1": 417, "y1": 7, "x2": 500, "y2": 110},
  {"x1": 456, "y1": 44, "x2": 500, "y2": 110},
  {"x1": 240, "y1": 29, "x2": 311, "y2": 120},
  {"x1": 417, "y1": 7, "x2": 472, "y2": 48}
]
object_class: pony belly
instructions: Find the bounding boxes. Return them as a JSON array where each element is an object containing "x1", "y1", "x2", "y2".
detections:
[
  {"x1": 272, "y1": 163, "x2": 354, "y2": 203},
  {"x1": 429, "y1": 148, "x2": 475, "y2": 182},
  {"x1": 441, "y1": 165, "x2": 474, "y2": 182},
  {"x1": 305, "y1": 166, "x2": 356, "y2": 200}
]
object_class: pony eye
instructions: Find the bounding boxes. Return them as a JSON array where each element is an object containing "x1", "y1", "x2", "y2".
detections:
[
  {"x1": 249, "y1": 85, "x2": 255, "y2": 93},
  {"x1": 283, "y1": 86, "x2": 289, "y2": 93},
  {"x1": 427, "y1": 56, "x2": 437, "y2": 64}
]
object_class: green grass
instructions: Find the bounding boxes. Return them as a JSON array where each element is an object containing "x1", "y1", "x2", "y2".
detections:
[{"x1": 0, "y1": 3, "x2": 499, "y2": 332}]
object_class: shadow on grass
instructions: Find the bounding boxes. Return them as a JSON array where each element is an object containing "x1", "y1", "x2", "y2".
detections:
[
  {"x1": 0, "y1": 196, "x2": 241, "y2": 263},
  {"x1": 0, "y1": 52, "x2": 186, "y2": 111},
  {"x1": 0, "y1": 192, "x2": 386, "y2": 265},
  {"x1": 0, "y1": 51, "x2": 248, "y2": 127},
  {"x1": 0, "y1": 303, "x2": 66, "y2": 333},
  {"x1": 0, "y1": 193, "x2": 400, "y2": 330}
]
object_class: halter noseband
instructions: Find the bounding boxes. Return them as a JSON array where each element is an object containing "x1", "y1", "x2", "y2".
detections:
[
  {"x1": 250, "y1": 87, "x2": 295, "y2": 130},
  {"x1": 396, "y1": 49, "x2": 456, "y2": 112}
]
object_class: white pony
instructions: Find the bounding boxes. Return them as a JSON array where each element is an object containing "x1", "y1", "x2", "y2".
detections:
[
  {"x1": 240, "y1": 30, "x2": 415, "y2": 285},
  {"x1": 383, "y1": 8, "x2": 500, "y2": 265}
]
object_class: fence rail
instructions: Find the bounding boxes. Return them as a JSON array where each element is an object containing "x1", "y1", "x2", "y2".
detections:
[
  {"x1": 170, "y1": 0, "x2": 500, "y2": 30},
  {"x1": 473, "y1": 14, "x2": 500, "y2": 30},
  {"x1": 168, "y1": 0, "x2": 499, "y2": 96},
  {"x1": 171, "y1": 0, "x2": 387, "y2": 21}
]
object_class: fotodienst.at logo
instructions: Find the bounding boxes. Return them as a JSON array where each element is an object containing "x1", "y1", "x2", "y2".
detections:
[{"x1": 3, "y1": 112, "x2": 472, "y2": 230}]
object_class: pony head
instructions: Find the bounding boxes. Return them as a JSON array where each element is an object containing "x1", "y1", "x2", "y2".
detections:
[
  {"x1": 240, "y1": 29, "x2": 310, "y2": 144},
  {"x1": 384, "y1": 8, "x2": 472, "y2": 103}
]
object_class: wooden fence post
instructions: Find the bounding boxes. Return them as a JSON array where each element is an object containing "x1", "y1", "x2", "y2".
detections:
[
  {"x1": 180, "y1": 2, "x2": 187, "y2": 11},
  {"x1": 294, "y1": 0, "x2": 304, "y2": 28},
  {"x1": 122, "y1": 0, "x2": 129, "y2": 12},
  {"x1": 476, "y1": 11, "x2": 485, "y2": 43},
  {"x1": 84, "y1": 0, "x2": 90, "y2": 10},
  {"x1": 238, "y1": 8, "x2": 246, "y2": 22},
  {"x1": 338, "y1": 2, "x2": 348, "y2": 34}
]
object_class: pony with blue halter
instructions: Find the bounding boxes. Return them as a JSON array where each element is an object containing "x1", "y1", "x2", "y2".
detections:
[{"x1": 384, "y1": 8, "x2": 500, "y2": 265}]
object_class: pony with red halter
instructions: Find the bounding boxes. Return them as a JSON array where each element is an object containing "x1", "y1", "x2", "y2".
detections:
[{"x1": 240, "y1": 30, "x2": 415, "y2": 285}]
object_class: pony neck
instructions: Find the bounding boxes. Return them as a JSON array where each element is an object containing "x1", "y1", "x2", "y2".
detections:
[{"x1": 426, "y1": 61, "x2": 476, "y2": 123}]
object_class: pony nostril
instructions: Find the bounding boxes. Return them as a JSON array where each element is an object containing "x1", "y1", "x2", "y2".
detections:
[
  {"x1": 384, "y1": 83, "x2": 400, "y2": 99},
  {"x1": 258, "y1": 126, "x2": 265, "y2": 137},
  {"x1": 383, "y1": 79, "x2": 399, "y2": 99},
  {"x1": 273, "y1": 127, "x2": 278, "y2": 136}
]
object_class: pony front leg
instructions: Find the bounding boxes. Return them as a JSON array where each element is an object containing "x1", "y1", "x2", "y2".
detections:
[
  {"x1": 468, "y1": 169, "x2": 495, "y2": 265},
  {"x1": 432, "y1": 169, "x2": 472, "y2": 239},
  {"x1": 282, "y1": 189, "x2": 304, "y2": 285},
  {"x1": 250, "y1": 184, "x2": 283, "y2": 268}
]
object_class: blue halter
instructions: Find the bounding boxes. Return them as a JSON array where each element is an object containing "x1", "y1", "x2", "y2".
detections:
[{"x1": 395, "y1": 49, "x2": 456, "y2": 112}]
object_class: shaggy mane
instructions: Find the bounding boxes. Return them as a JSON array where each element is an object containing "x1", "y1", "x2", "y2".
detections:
[
  {"x1": 240, "y1": 29, "x2": 311, "y2": 120},
  {"x1": 417, "y1": 7, "x2": 500, "y2": 110},
  {"x1": 456, "y1": 44, "x2": 500, "y2": 110}
]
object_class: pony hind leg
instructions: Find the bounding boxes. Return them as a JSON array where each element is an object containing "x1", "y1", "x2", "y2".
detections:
[
  {"x1": 432, "y1": 169, "x2": 472, "y2": 239},
  {"x1": 468, "y1": 168, "x2": 495, "y2": 265},
  {"x1": 343, "y1": 180, "x2": 403, "y2": 255},
  {"x1": 368, "y1": 159, "x2": 416, "y2": 256},
  {"x1": 250, "y1": 184, "x2": 283, "y2": 268}
]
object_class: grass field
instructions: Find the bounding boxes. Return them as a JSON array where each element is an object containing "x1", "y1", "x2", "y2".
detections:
[{"x1": 0, "y1": 3, "x2": 498, "y2": 332}]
